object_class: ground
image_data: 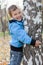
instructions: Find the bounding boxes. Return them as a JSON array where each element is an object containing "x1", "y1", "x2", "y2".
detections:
[
  {"x1": 0, "y1": 33, "x2": 10, "y2": 64},
  {"x1": 0, "y1": 32, "x2": 23, "y2": 65}
]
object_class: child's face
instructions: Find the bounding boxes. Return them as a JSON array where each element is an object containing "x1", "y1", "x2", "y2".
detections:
[{"x1": 11, "y1": 8, "x2": 23, "y2": 21}]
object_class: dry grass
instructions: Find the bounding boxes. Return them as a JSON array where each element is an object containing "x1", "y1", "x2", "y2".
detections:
[{"x1": 0, "y1": 35, "x2": 10, "y2": 64}]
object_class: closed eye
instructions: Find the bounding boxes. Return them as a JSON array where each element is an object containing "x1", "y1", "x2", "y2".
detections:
[
  {"x1": 19, "y1": 12, "x2": 21, "y2": 14},
  {"x1": 14, "y1": 13, "x2": 17, "y2": 15}
]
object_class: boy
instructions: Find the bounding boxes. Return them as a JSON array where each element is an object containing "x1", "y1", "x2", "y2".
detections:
[{"x1": 8, "y1": 5, "x2": 41, "y2": 65}]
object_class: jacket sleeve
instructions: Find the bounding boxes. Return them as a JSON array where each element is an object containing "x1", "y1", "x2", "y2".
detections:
[{"x1": 17, "y1": 28, "x2": 32, "y2": 44}]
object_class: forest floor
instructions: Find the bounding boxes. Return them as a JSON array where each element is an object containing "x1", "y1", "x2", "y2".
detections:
[
  {"x1": 0, "y1": 32, "x2": 23, "y2": 65},
  {"x1": 0, "y1": 35, "x2": 10, "y2": 65}
]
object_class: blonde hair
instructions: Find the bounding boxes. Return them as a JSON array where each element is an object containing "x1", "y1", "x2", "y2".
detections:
[{"x1": 8, "y1": 5, "x2": 17, "y2": 17}]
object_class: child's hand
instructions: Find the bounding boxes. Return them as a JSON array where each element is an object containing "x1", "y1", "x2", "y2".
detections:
[{"x1": 35, "y1": 40, "x2": 41, "y2": 47}]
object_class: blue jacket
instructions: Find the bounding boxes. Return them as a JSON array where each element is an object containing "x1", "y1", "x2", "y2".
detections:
[{"x1": 8, "y1": 19, "x2": 32, "y2": 47}]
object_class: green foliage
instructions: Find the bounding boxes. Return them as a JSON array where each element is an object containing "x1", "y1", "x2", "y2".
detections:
[{"x1": 0, "y1": 31, "x2": 9, "y2": 37}]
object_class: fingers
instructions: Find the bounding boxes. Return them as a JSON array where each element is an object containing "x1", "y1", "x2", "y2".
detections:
[
  {"x1": 35, "y1": 40, "x2": 41, "y2": 47},
  {"x1": 38, "y1": 40, "x2": 41, "y2": 45},
  {"x1": 39, "y1": 42, "x2": 41, "y2": 44}
]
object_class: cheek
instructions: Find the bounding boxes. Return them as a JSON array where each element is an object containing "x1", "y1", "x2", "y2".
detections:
[
  {"x1": 17, "y1": 14, "x2": 22, "y2": 18},
  {"x1": 12, "y1": 14, "x2": 17, "y2": 18}
]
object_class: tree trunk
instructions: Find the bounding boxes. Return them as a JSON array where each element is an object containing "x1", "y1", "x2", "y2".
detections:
[{"x1": 23, "y1": 0, "x2": 43, "y2": 65}]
